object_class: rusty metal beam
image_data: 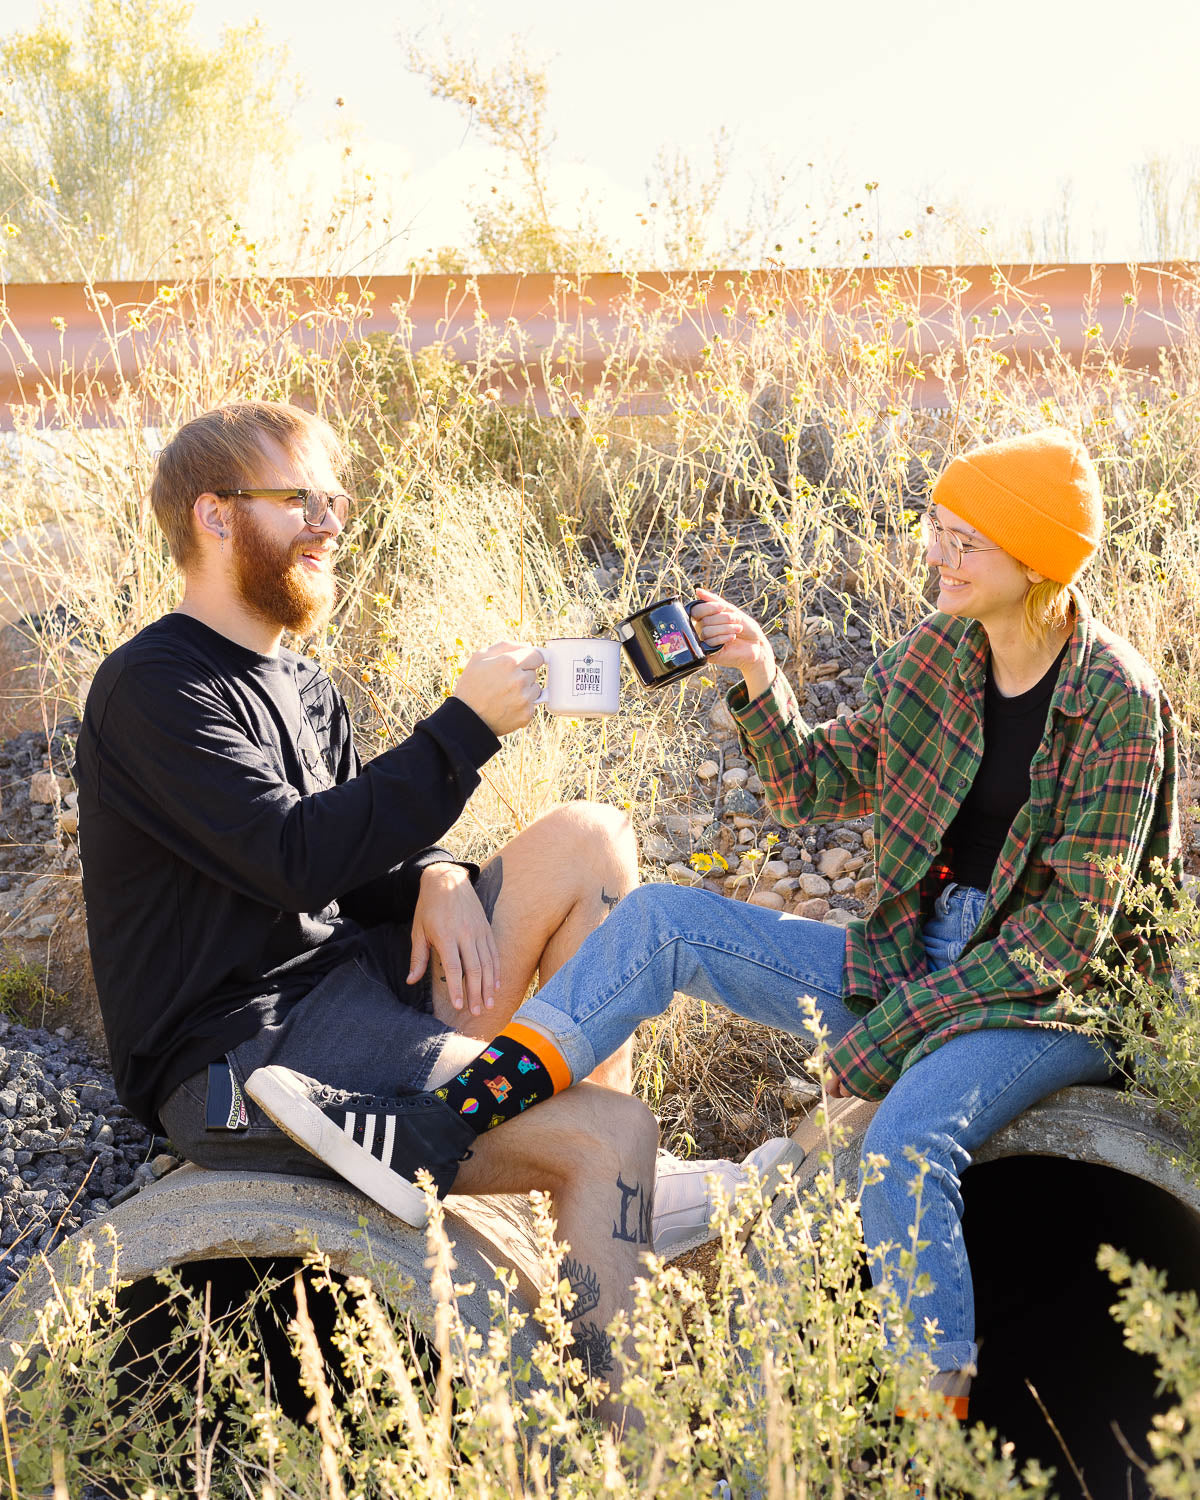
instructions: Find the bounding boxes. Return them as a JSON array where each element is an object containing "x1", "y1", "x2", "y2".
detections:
[{"x1": 0, "y1": 264, "x2": 1193, "y2": 429}]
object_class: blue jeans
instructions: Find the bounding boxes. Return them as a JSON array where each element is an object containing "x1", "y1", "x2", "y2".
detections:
[{"x1": 514, "y1": 881, "x2": 1114, "y2": 1371}]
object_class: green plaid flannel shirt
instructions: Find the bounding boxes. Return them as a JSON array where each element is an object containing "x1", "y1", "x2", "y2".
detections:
[{"x1": 728, "y1": 603, "x2": 1180, "y2": 1101}]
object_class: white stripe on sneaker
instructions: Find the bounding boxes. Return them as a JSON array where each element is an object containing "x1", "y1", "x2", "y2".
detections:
[
  {"x1": 361, "y1": 1112, "x2": 377, "y2": 1157},
  {"x1": 381, "y1": 1112, "x2": 395, "y2": 1166},
  {"x1": 244, "y1": 1066, "x2": 428, "y2": 1228}
]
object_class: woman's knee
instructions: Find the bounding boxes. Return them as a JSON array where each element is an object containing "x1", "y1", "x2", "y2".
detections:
[{"x1": 613, "y1": 878, "x2": 715, "y2": 933}]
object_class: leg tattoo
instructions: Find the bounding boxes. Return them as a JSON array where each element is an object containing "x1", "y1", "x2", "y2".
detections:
[
  {"x1": 612, "y1": 1173, "x2": 652, "y2": 1245},
  {"x1": 562, "y1": 1256, "x2": 602, "y2": 1318},
  {"x1": 569, "y1": 1322, "x2": 615, "y2": 1379},
  {"x1": 561, "y1": 1256, "x2": 613, "y2": 1378},
  {"x1": 600, "y1": 886, "x2": 620, "y2": 913}
]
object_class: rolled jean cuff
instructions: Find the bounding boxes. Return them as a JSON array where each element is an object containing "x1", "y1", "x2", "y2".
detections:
[
  {"x1": 912, "y1": 1337, "x2": 977, "y2": 1375},
  {"x1": 511, "y1": 996, "x2": 596, "y2": 1083}
]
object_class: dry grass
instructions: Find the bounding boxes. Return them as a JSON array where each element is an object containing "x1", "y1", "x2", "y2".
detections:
[
  {"x1": 1, "y1": 254, "x2": 1198, "y2": 1157},
  {"x1": 0, "y1": 249, "x2": 1198, "y2": 1493}
]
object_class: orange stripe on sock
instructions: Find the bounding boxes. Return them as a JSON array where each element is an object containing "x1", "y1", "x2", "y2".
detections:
[{"x1": 502, "y1": 1022, "x2": 573, "y2": 1094}]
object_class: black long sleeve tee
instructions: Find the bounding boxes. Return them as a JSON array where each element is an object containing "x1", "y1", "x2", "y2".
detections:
[{"x1": 74, "y1": 613, "x2": 500, "y2": 1129}]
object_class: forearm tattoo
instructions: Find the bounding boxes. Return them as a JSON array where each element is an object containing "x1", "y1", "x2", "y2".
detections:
[
  {"x1": 562, "y1": 1256, "x2": 602, "y2": 1319},
  {"x1": 612, "y1": 1173, "x2": 652, "y2": 1244}
]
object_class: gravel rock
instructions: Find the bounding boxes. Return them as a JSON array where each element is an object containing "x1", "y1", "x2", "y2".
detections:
[
  {"x1": 709, "y1": 699, "x2": 737, "y2": 736},
  {"x1": 822, "y1": 907, "x2": 857, "y2": 928},
  {"x1": 797, "y1": 897, "x2": 830, "y2": 919},
  {"x1": 642, "y1": 834, "x2": 676, "y2": 863},
  {"x1": 722, "y1": 788, "x2": 760, "y2": 817},
  {"x1": 817, "y1": 847, "x2": 855, "y2": 880},
  {"x1": 27, "y1": 771, "x2": 59, "y2": 806},
  {"x1": 697, "y1": 759, "x2": 720, "y2": 780},
  {"x1": 722, "y1": 767, "x2": 749, "y2": 788},
  {"x1": 0, "y1": 1021, "x2": 154, "y2": 1298},
  {"x1": 798, "y1": 873, "x2": 832, "y2": 897}
]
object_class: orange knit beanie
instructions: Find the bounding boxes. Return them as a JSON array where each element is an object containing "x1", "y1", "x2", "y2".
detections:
[{"x1": 930, "y1": 428, "x2": 1103, "y2": 584}]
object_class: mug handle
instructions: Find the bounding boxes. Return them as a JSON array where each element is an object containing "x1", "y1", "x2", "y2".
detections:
[{"x1": 686, "y1": 599, "x2": 724, "y2": 656}]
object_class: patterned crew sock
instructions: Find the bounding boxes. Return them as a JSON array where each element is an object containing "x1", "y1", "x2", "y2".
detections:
[{"x1": 433, "y1": 1022, "x2": 573, "y2": 1135}]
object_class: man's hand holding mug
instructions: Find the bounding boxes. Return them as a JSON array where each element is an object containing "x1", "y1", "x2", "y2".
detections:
[{"x1": 453, "y1": 641, "x2": 545, "y2": 736}]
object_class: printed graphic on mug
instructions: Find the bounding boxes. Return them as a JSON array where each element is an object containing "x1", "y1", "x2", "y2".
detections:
[
  {"x1": 572, "y1": 654, "x2": 604, "y2": 695},
  {"x1": 650, "y1": 620, "x2": 693, "y2": 667}
]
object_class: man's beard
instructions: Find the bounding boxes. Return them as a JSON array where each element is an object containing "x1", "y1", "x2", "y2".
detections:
[{"x1": 228, "y1": 505, "x2": 335, "y2": 637}]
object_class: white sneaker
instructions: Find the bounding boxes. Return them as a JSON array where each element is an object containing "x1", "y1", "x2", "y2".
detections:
[{"x1": 652, "y1": 1136, "x2": 804, "y2": 1259}]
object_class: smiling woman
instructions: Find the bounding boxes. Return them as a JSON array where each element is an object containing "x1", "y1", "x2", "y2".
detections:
[{"x1": 925, "y1": 428, "x2": 1103, "y2": 681}]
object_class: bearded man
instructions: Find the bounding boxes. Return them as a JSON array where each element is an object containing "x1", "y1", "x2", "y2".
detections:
[{"x1": 74, "y1": 402, "x2": 790, "y2": 1415}]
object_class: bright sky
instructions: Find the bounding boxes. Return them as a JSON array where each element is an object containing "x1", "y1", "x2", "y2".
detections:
[{"x1": 10, "y1": 0, "x2": 1200, "y2": 264}]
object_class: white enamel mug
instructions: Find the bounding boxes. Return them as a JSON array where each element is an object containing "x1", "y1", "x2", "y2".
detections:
[{"x1": 535, "y1": 637, "x2": 620, "y2": 717}]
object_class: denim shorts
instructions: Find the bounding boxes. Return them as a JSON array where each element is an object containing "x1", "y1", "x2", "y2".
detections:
[{"x1": 159, "y1": 861, "x2": 502, "y2": 1176}]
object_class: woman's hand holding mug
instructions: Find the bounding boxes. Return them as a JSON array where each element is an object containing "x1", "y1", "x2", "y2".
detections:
[{"x1": 690, "y1": 588, "x2": 777, "y2": 698}]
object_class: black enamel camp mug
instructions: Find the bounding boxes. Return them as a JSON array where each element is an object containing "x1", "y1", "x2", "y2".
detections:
[{"x1": 615, "y1": 595, "x2": 722, "y2": 690}]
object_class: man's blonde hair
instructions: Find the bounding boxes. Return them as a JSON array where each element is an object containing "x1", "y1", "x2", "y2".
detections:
[{"x1": 149, "y1": 402, "x2": 349, "y2": 569}]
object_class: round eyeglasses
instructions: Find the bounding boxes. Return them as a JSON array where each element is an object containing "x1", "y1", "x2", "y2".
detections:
[
  {"x1": 920, "y1": 509, "x2": 999, "y2": 571},
  {"x1": 214, "y1": 489, "x2": 352, "y2": 527}
]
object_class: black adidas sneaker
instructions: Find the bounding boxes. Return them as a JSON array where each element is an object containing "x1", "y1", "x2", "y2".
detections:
[{"x1": 244, "y1": 1065, "x2": 476, "y2": 1227}]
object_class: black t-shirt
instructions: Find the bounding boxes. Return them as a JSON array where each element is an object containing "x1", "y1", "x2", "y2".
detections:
[
  {"x1": 74, "y1": 613, "x2": 500, "y2": 1129},
  {"x1": 944, "y1": 642, "x2": 1068, "y2": 891}
]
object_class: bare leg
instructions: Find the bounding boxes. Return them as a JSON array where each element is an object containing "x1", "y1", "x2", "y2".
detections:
[
  {"x1": 442, "y1": 1059, "x2": 659, "y2": 1431},
  {"x1": 431, "y1": 802, "x2": 639, "y2": 1091}
]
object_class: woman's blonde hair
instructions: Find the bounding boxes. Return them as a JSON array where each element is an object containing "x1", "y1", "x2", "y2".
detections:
[{"x1": 1022, "y1": 579, "x2": 1078, "y2": 645}]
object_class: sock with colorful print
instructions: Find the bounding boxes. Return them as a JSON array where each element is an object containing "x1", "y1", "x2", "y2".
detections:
[{"x1": 433, "y1": 1022, "x2": 573, "y2": 1134}]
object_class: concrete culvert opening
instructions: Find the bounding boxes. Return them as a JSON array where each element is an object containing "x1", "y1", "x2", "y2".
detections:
[
  {"x1": 111, "y1": 1256, "x2": 400, "y2": 1432},
  {"x1": 4, "y1": 1086, "x2": 1196, "y2": 1492},
  {"x1": 966, "y1": 1154, "x2": 1200, "y2": 1500},
  {"x1": 0, "y1": 1167, "x2": 545, "y2": 1465},
  {"x1": 102, "y1": 1163, "x2": 1200, "y2": 1498},
  {"x1": 784, "y1": 1085, "x2": 1200, "y2": 1500}
]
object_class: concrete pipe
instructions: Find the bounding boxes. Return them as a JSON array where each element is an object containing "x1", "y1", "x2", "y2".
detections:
[
  {"x1": 3, "y1": 1084, "x2": 1196, "y2": 1496},
  {"x1": 771, "y1": 1083, "x2": 1200, "y2": 1500},
  {"x1": 0, "y1": 1164, "x2": 547, "y2": 1427}
]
